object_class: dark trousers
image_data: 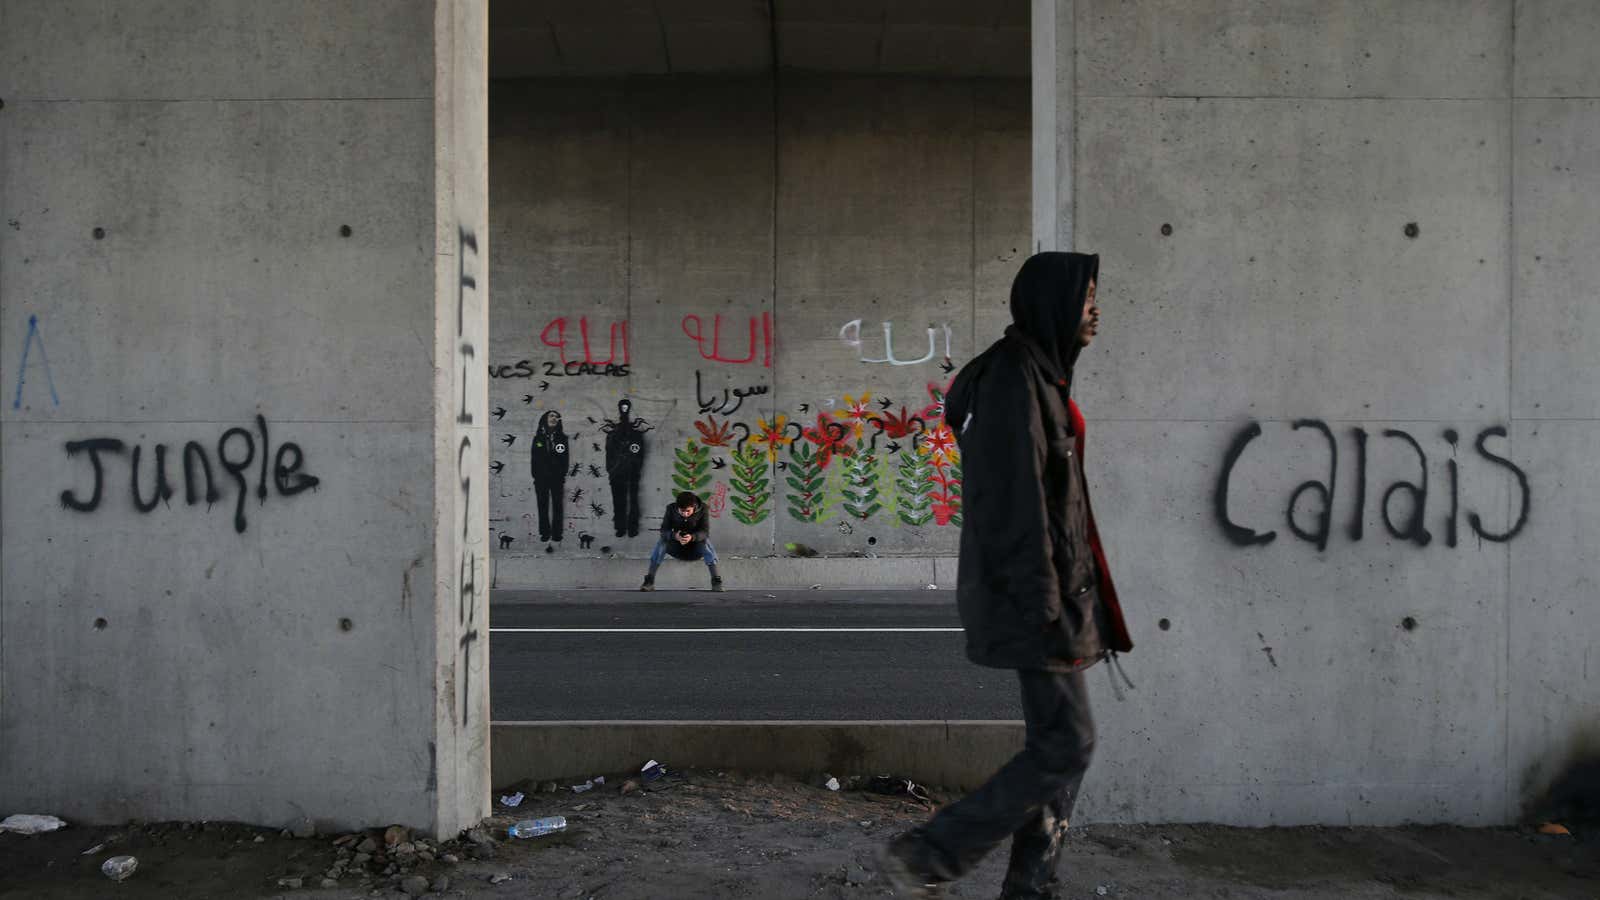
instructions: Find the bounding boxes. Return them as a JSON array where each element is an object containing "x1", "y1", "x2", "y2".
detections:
[
  {"x1": 609, "y1": 474, "x2": 641, "y2": 537},
  {"x1": 914, "y1": 669, "x2": 1095, "y2": 898},
  {"x1": 534, "y1": 480, "x2": 563, "y2": 541}
]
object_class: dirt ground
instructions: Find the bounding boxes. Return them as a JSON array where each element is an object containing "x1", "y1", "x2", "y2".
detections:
[{"x1": 2, "y1": 770, "x2": 1595, "y2": 900}]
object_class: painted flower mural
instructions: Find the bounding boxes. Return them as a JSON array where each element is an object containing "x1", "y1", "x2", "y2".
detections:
[{"x1": 749, "y1": 414, "x2": 793, "y2": 461}]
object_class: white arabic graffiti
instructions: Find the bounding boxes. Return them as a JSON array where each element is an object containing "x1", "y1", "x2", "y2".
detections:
[{"x1": 839, "y1": 320, "x2": 954, "y2": 366}]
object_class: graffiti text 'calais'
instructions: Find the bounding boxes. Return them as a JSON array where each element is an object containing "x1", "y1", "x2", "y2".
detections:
[{"x1": 1216, "y1": 420, "x2": 1530, "y2": 551}]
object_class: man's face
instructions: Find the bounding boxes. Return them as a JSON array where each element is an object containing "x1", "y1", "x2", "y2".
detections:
[
  {"x1": 679, "y1": 504, "x2": 696, "y2": 519},
  {"x1": 1076, "y1": 277, "x2": 1100, "y2": 347}
]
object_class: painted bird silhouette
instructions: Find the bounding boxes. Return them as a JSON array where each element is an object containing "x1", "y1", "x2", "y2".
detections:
[
  {"x1": 539, "y1": 381, "x2": 550, "y2": 391},
  {"x1": 501, "y1": 434, "x2": 516, "y2": 446},
  {"x1": 799, "y1": 403, "x2": 810, "y2": 413},
  {"x1": 940, "y1": 358, "x2": 955, "y2": 374},
  {"x1": 712, "y1": 458, "x2": 726, "y2": 470},
  {"x1": 878, "y1": 397, "x2": 894, "y2": 410},
  {"x1": 523, "y1": 394, "x2": 534, "y2": 404},
  {"x1": 492, "y1": 407, "x2": 506, "y2": 420},
  {"x1": 490, "y1": 461, "x2": 505, "y2": 474},
  {"x1": 886, "y1": 441, "x2": 903, "y2": 455}
]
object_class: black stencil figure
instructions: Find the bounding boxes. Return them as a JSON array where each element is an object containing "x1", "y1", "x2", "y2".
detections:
[
  {"x1": 530, "y1": 410, "x2": 570, "y2": 542},
  {"x1": 498, "y1": 534, "x2": 515, "y2": 550},
  {"x1": 571, "y1": 486, "x2": 585, "y2": 504},
  {"x1": 603, "y1": 399, "x2": 651, "y2": 538},
  {"x1": 569, "y1": 461, "x2": 583, "y2": 477},
  {"x1": 588, "y1": 463, "x2": 602, "y2": 477},
  {"x1": 579, "y1": 532, "x2": 595, "y2": 550}
]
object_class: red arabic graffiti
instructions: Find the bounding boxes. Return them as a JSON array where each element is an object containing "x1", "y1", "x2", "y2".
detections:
[
  {"x1": 681, "y1": 312, "x2": 773, "y2": 368},
  {"x1": 540, "y1": 317, "x2": 630, "y2": 366}
]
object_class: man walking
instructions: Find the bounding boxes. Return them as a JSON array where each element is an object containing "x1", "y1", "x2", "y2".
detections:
[
  {"x1": 640, "y1": 491, "x2": 723, "y2": 592},
  {"x1": 880, "y1": 252, "x2": 1133, "y2": 899}
]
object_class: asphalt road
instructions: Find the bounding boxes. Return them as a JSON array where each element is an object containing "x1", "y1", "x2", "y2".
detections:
[{"x1": 488, "y1": 590, "x2": 1022, "y2": 721}]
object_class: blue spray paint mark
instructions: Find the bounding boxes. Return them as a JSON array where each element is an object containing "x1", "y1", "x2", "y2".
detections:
[{"x1": 13, "y1": 314, "x2": 60, "y2": 409}]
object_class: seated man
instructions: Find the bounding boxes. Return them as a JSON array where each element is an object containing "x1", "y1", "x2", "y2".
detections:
[{"x1": 640, "y1": 491, "x2": 723, "y2": 592}]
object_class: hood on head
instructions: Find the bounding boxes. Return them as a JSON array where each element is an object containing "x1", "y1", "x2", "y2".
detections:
[{"x1": 1007, "y1": 251, "x2": 1098, "y2": 381}]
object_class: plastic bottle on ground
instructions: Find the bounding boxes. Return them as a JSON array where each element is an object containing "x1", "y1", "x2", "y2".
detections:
[{"x1": 507, "y1": 817, "x2": 566, "y2": 839}]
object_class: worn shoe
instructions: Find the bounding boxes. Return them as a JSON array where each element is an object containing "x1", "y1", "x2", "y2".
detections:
[
  {"x1": 876, "y1": 834, "x2": 938, "y2": 898},
  {"x1": 639, "y1": 577, "x2": 655, "y2": 592},
  {"x1": 710, "y1": 576, "x2": 725, "y2": 592}
]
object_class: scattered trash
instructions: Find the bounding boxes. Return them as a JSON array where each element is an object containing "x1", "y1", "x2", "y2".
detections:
[
  {"x1": 357, "y1": 835, "x2": 379, "y2": 853},
  {"x1": 641, "y1": 759, "x2": 668, "y2": 782},
  {"x1": 81, "y1": 843, "x2": 105, "y2": 856},
  {"x1": 809, "y1": 584, "x2": 823, "y2": 590},
  {"x1": 0, "y1": 814, "x2": 66, "y2": 834},
  {"x1": 824, "y1": 777, "x2": 841, "y2": 792},
  {"x1": 867, "y1": 775, "x2": 932, "y2": 805},
  {"x1": 859, "y1": 820, "x2": 873, "y2": 828},
  {"x1": 620, "y1": 779, "x2": 641, "y2": 795},
  {"x1": 1096, "y1": 886, "x2": 1109, "y2": 896},
  {"x1": 764, "y1": 594, "x2": 778, "y2": 599},
  {"x1": 276, "y1": 876, "x2": 303, "y2": 889},
  {"x1": 508, "y1": 816, "x2": 567, "y2": 839},
  {"x1": 539, "y1": 781, "x2": 560, "y2": 793},
  {"x1": 1538, "y1": 822, "x2": 1572, "y2": 836},
  {"x1": 488, "y1": 872, "x2": 513, "y2": 884},
  {"x1": 499, "y1": 792, "x2": 525, "y2": 808},
  {"x1": 384, "y1": 824, "x2": 410, "y2": 847},
  {"x1": 785, "y1": 542, "x2": 819, "y2": 557},
  {"x1": 571, "y1": 780, "x2": 595, "y2": 794},
  {"x1": 594, "y1": 776, "x2": 606, "y2": 786},
  {"x1": 333, "y1": 833, "x2": 359, "y2": 847},
  {"x1": 923, "y1": 583, "x2": 938, "y2": 590},
  {"x1": 253, "y1": 834, "x2": 267, "y2": 843},
  {"x1": 101, "y1": 856, "x2": 138, "y2": 882},
  {"x1": 287, "y1": 816, "x2": 315, "y2": 839}
]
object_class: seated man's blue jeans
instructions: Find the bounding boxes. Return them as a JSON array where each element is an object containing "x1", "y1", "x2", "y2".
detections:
[{"x1": 650, "y1": 538, "x2": 718, "y2": 568}]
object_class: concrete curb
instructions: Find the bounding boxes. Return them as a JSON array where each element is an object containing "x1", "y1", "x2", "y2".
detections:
[
  {"x1": 491, "y1": 720, "x2": 1022, "y2": 792},
  {"x1": 491, "y1": 556, "x2": 961, "y2": 590}
]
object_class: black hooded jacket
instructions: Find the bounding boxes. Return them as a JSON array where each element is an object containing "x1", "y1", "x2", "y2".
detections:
[
  {"x1": 945, "y1": 251, "x2": 1129, "y2": 671},
  {"x1": 531, "y1": 412, "x2": 569, "y2": 484}
]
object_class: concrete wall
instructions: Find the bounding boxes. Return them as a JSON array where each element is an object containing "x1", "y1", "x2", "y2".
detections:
[
  {"x1": 1057, "y1": 0, "x2": 1598, "y2": 825},
  {"x1": 488, "y1": 75, "x2": 1028, "y2": 585},
  {"x1": 0, "y1": 0, "x2": 488, "y2": 834},
  {"x1": 489, "y1": 2, "x2": 1598, "y2": 827}
]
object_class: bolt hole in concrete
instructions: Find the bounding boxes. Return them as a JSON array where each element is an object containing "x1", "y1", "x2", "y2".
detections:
[
  {"x1": 92, "y1": 226, "x2": 105, "y2": 240},
  {"x1": 1402, "y1": 616, "x2": 1418, "y2": 632},
  {"x1": 1158, "y1": 617, "x2": 1171, "y2": 631},
  {"x1": 339, "y1": 617, "x2": 354, "y2": 632},
  {"x1": 1404, "y1": 222, "x2": 1420, "y2": 239},
  {"x1": 339, "y1": 224, "x2": 352, "y2": 237},
  {"x1": 1160, "y1": 223, "x2": 1173, "y2": 236},
  {"x1": 93, "y1": 617, "x2": 107, "y2": 630}
]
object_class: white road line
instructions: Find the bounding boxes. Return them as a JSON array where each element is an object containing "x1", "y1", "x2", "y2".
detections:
[{"x1": 489, "y1": 627, "x2": 963, "y2": 633}]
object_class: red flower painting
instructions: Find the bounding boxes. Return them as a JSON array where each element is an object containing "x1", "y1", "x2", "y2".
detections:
[
  {"x1": 694, "y1": 415, "x2": 736, "y2": 447},
  {"x1": 802, "y1": 412, "x2": 853, "y2": 469}
]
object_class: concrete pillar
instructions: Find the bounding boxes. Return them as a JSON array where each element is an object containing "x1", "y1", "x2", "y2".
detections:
[
  {"x1": 1031, "y1": 0, "x2": 1074, "y2": 252},
  {"x1": 0, "y1": 0, "x2": 489, "y2": 835}
]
